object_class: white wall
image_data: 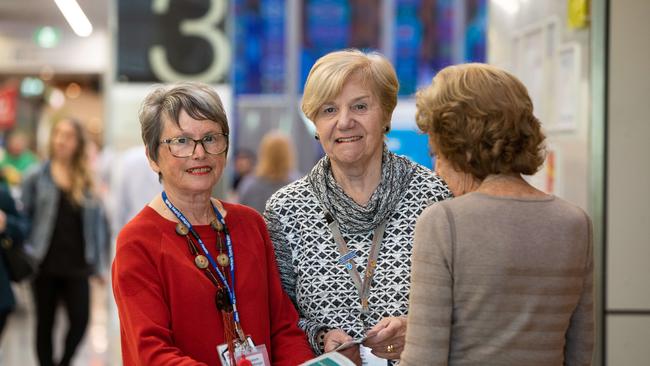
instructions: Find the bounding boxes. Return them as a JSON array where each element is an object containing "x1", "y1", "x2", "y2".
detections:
[
  {"x1": 606, "y1": 0, "x2": 650, "y2": 364},
  {"x1": 488, "y1": 0, "x2": 591, "y2": 211}
]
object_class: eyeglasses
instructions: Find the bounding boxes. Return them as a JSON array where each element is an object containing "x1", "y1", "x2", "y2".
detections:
[{"x1": 160, "y1": 133, "x2": 229, "y2": 158}]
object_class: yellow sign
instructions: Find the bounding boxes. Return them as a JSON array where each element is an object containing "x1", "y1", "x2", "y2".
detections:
[{"x1": 568, "y1": 0, "x2": 590, "y2": 29}]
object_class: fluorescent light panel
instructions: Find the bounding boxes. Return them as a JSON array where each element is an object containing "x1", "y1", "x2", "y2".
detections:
[{"x1": 53, "y1": 0, "x2": 93, "y2": 37}]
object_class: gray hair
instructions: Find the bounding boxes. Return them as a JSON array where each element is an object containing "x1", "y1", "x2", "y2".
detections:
[{"x1": 139, "y1": 81, "x2": 229, "y2": 162}]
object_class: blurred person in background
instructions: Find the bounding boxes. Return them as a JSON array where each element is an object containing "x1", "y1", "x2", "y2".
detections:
[
  {"x1": 231, "y1": 148, "x2": 256, "y2": 192},
  {"x1": 110, "y1": 145, "x2": 162, "y2": 234},
  {"x1": 86, "y1": 136, "x2": 114, "y2": 208},
  {"x1": 112, "y1": 82, "x2": 314, "y2": 365},
  {"x1": 401, "y1": 63, "x2": 594, "y2": 365},
  {"x1": 0, "y1": 129, "x2": 39, "y2": 189},
  {"x1": 0, "y1": 179, "x2": 29, "y2": 342},
  {"x1": 264, "y1": 49, "x2": 451, "y2": 365},
  {"x1": 21, "y1": 117, "x2": 110, "y2": 366},
  {"x1": 237, "y1": 132, "x2": 300, "y2": 213}
]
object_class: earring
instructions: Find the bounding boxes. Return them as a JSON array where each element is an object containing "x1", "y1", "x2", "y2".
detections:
[
  {"x1": 314, "y1": 133, "x2": 320, "y2": 140},
  {"x1": 384, "y1": 125, "x2": 390, "y2": 133}
]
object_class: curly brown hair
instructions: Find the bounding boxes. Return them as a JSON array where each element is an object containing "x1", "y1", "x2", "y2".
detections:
[{"x1": 416, "y1": 63, "x2": 546, "y2": 179}]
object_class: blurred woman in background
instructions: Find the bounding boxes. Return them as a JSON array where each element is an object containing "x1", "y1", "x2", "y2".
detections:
[
  {"x1": 21, "y1": 118, "x2": 109, "y2": 366},
  {"x1": 238, "y1": 132, "x2": 299, "y2": 213}
]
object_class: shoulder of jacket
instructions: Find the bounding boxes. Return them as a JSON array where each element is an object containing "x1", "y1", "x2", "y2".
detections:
[
  {"x1": 410, "y1": 165, "x2": 450, "y2": 195},
  {"x1": 267, "y1": 177, "x2": 312, "y2": 205}
]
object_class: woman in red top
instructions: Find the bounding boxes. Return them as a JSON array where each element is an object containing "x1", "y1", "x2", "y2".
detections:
[{"x1": 112, "y1": 82, "x2": 314, "y2": 366}]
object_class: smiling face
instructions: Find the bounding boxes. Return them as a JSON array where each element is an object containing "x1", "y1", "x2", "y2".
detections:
[
  {"x1": 148, "y1": 109, "x2": 226, "y2": 197},
  {"x1": 314, "y1": 74, "x2": 387, "y2": 171}
]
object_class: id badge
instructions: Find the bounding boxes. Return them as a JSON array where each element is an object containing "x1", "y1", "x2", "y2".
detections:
[
  {"x1": 360, "y1": 345, "x2": 388, "y2": 366},
  {"x1": 217, "y1": 337, "x2": 271, "y2": 366}
]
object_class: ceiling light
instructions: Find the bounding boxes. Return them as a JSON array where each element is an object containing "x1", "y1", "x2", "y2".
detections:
[
  {"x1": 492, "y1": 0, "x2": 521, "y2": 16},
  {"x1": 34, "y1": 26, "x2": 61, "y2": 48},
  {"x1": 53, "y1": 0, "x2": 93, "y2": 37}
]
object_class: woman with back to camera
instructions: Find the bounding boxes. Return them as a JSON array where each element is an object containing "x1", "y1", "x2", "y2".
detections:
[
  {"x1": 264, "y1": 49, "x2": 451, "y2": 365},
  {"x1": 111, "y1": 82, "x2": 314, "y2": 365},
  {"x1": 21, "y1": 118, "x2": 110, "y2": 366},
  {"x1": 401, "y1": 63, "x2": 594, "y2": 365},
  {"x1": 238, "y1": 131, "x2": 299, "y2": 213}
]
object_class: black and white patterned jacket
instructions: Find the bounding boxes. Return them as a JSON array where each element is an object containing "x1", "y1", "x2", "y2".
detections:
[{"x1": 264, "y1": 160, "x2": 451, "y2": 360}]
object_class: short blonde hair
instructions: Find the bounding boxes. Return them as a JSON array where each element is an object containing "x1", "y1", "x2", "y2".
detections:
[
  {"x1": 254, "y1": 132, "x2": 296, "y2": 182},
  {"x1": 416, "y1": 63, "x2": 545, "y2": 179},
  {"x1": 301, "y1": 49, "x2": 399, "y2": 126}
]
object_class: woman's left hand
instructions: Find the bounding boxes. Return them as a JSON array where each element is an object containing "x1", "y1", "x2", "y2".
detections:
[{"x1": 362, "y1": 316, "x2": 407, "y2": 360}]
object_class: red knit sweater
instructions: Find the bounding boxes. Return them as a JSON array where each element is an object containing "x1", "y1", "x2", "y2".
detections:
[{"x1": 112, "y1": 202, "x2": 314, "y2": 365}]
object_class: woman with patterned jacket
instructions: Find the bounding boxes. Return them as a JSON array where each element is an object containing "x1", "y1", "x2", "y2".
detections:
[{"x1": 264, "y1": 49, "x2": 451, "y2": 365}]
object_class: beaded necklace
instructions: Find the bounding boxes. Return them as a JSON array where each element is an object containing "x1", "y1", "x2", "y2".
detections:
[{"x1": 162, "y1": 191, "x2": 246, "y2": 365}]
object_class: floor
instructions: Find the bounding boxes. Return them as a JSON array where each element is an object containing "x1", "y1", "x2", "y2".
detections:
[{"x1": 0, "y1": 280, "x2": 122, "y2": 366}]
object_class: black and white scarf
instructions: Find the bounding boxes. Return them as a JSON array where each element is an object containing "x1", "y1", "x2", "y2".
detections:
[{"x1": 307, "y1": 145, "x2": 416, "y2": 234}]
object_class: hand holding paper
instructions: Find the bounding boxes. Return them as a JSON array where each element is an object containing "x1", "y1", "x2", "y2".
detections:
[
  {"x1": 333, "y1": 337, "x2": 366, "y2": 352},
  {"x1": 363, "y1": 316, "x2": 407, "y2": 360},
  {"x1": 323, "y1": 328, "x2": 362, "y2": 366}
]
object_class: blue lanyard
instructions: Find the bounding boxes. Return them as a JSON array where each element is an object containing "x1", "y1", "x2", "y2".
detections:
[{"x1": 161, "y1": 191, "x2": 240, "y2": 323}]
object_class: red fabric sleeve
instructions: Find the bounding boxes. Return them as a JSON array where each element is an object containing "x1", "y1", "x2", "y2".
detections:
[{"x1": 112, "y1": 222, "x2": 208, "y2": 366}]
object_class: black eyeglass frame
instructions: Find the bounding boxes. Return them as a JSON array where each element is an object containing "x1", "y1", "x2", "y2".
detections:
[{"x1": 159, "y1": 132, "x2": 229, "y2": 158}]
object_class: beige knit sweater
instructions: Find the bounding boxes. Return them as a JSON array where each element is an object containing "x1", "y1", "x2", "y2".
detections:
[{"x1": 401, "y1": 192, "x2": 594, "y2": 366}]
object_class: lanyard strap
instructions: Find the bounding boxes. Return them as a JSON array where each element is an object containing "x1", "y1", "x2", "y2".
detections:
[
  {"x1": 161, "y1": 191, "x2": 240, "y2": 324},
  {"x1": 325, "y1": 212, "x2": 387, "y2": 313}
]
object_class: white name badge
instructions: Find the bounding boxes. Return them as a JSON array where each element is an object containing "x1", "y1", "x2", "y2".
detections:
[
  {"x1": 217, "y1": 337, "x2": 271, "y2": 366},
  {"x1": 360, "y1": 345, "x2": 388, "y2": 366}
]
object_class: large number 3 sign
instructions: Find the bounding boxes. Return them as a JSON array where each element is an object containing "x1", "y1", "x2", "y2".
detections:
[{"x1": 149, "y1": 0, "x2": 230, "y2": 82}]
